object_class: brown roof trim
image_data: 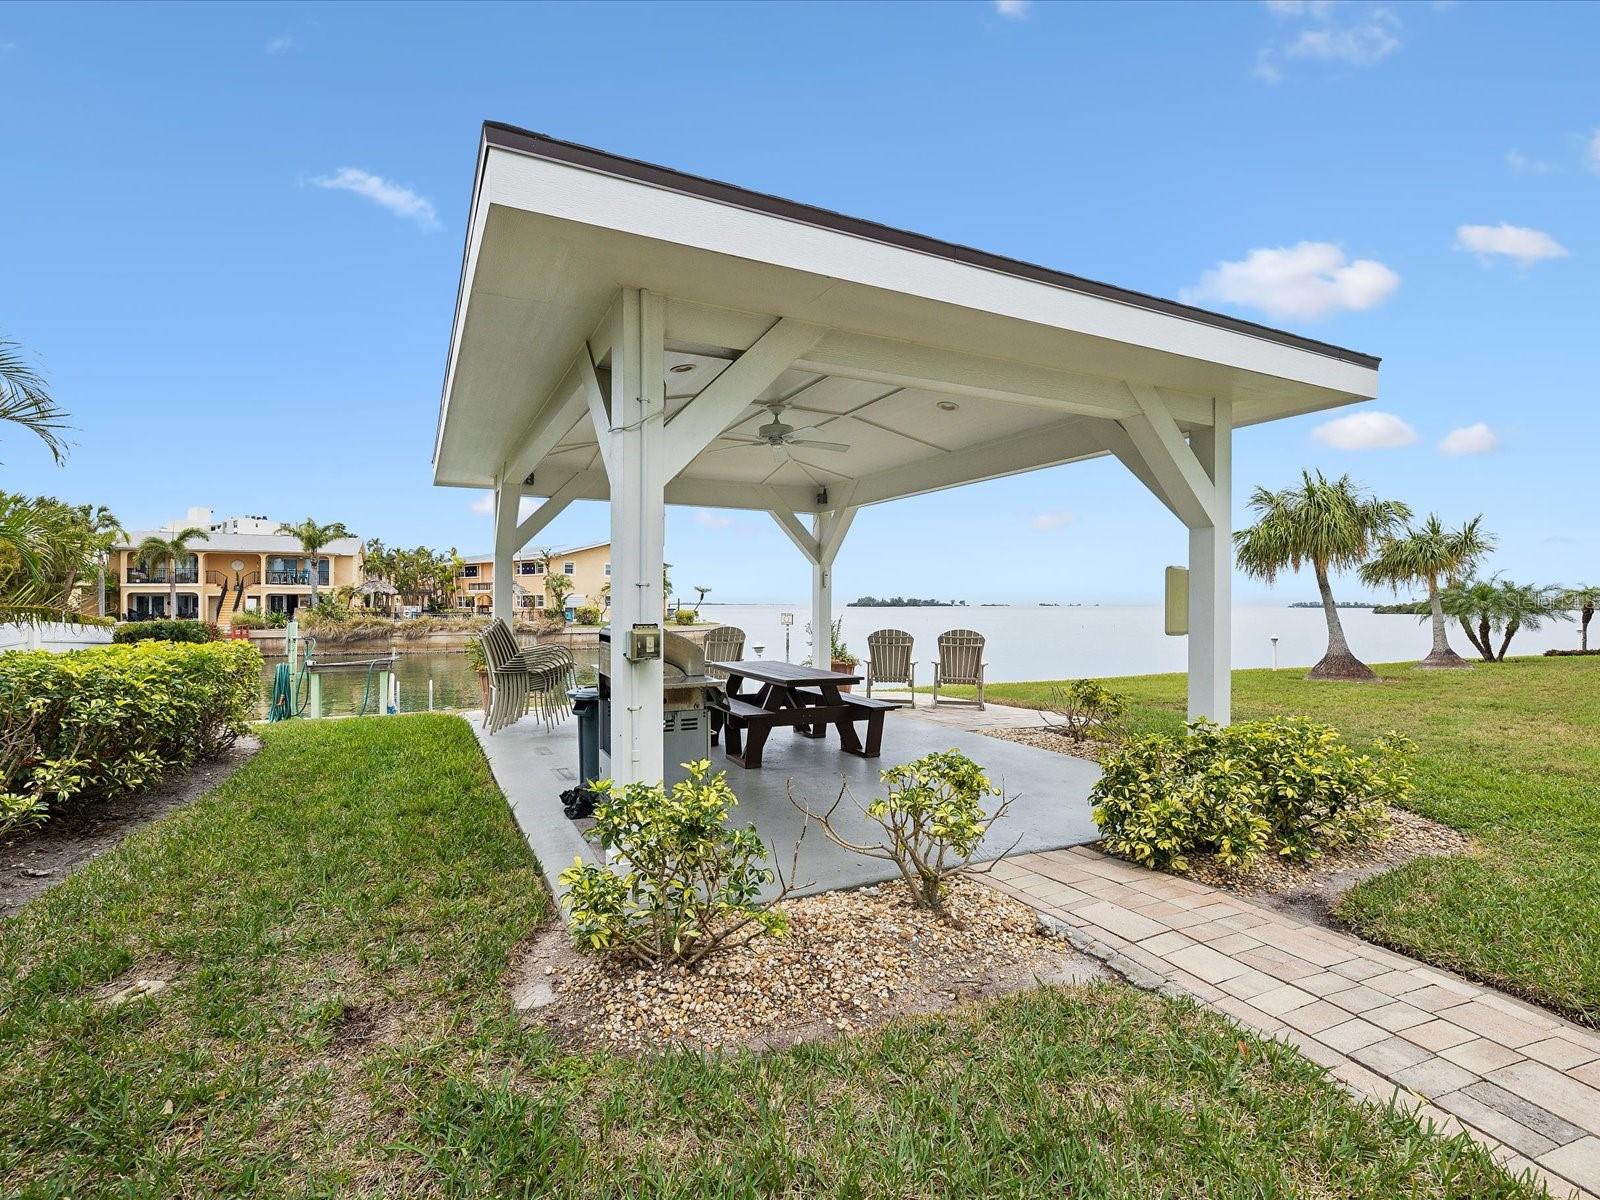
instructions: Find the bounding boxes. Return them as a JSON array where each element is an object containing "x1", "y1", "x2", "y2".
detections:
[{"x1": 481, "y1": 121, "x2": 1381, "y2": 371}]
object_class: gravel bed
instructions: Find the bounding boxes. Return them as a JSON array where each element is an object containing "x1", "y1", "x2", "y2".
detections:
[
  {"x1": 980, "y1": 724, "x2": 1106, "y2": 763},
  {"x1": 522, "y1": 875, "x2": 1103, "y2": 1054}
]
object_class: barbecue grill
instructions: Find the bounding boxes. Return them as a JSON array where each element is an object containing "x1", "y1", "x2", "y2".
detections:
[{"x1": 595, "y1": 628, "x2": 723, "y2": 787}]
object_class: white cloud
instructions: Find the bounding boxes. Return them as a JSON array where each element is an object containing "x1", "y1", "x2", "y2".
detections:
[
  {"x1": 471, "y1": 492, "x2": 494, "y2": 515},
  {"x1": 1183, "y1": 241, "x2": 1400, "y2": 320},
  {"x1": 1286, "y1": 9, "x2": 1400, "y2": 66},
  {"x1": 694, "y1": 509, "x2": 733, "y2": 530},
  {"x1": 1256, "y1": 3, "x2": 1400, "y2": 82},
  {"x1": 1585, "y1": 129, "x2": 1600, "y2": 174},
  {"x1": 1505, "y1": 149, "x2": 1552, "y2": 175},
  {"x1": 1264, "y1": 0, "x2": 1336, "y2": 17},
  {"x1": 310, "y1": 167, "x2": 439, "y2": 230},
  {"x1": 1439, "y1": 422, "x2": 1498, "y2": 456},
  {"x1": 993, "y1": 0, "x2": 1030, "y2": 17},
  {"x1": 1313, "y1": 411, "x2": 1418, "y2": 451},
  {"x1": 265, "y1": 33, "x2": 295, "y2": 54},
  {"x1": 1032, "y1": 511, "x2": 1075, "y2": 532},
  {"x1": 1455, "y1": 222, "x2": 1567, "y2": 267},
  {"x1": 1253, "y1": 49, "x2": 1285, "y2": 84}
]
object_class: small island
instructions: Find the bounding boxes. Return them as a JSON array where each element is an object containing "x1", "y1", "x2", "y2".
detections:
[{"x1": 849, "y1": 596, "x2": 966, "y2": 607}]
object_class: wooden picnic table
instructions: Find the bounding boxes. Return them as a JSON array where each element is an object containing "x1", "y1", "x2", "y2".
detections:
[{"x1": 707, "y1": 660, "x2": 898, "y2": 769}]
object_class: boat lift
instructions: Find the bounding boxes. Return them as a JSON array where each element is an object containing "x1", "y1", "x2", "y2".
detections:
[{"x1": 268, "y1": 620, "x2": 399, "y2": 721}]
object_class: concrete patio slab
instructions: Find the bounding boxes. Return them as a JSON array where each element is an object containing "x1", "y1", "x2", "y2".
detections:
[{"x1": 471, "y1": 704, "x2": 1101, "y2": 902}]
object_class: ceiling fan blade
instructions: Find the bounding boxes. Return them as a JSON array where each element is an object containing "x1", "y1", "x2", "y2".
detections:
[
  {"x1": 787, "y1": 438, "x2": 850, "y2": 453},
  {"x1": 705, "y1": 436, "x2": 765, "y2": 453}
]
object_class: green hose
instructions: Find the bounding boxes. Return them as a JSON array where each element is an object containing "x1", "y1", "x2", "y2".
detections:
[{"x1": 267, "y1": 660, "x2": 311, "y2": 721}]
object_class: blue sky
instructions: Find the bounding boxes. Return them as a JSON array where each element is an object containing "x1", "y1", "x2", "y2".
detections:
[{"x1": 4, "y1": 0, "x2": 1595, "y2": 604}]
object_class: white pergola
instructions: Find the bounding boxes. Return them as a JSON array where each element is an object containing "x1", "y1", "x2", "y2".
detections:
[{"x1": 435, "y1": 124, "x2": 1380, "y2": 785}]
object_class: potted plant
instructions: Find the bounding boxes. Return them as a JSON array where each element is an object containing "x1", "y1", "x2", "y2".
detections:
[
  {"x1": 466, "y1": 638, "x2": 490, "y2": 711},
  {"x1": 829, "y1": 619, "x2": 858, "y2": 691}
]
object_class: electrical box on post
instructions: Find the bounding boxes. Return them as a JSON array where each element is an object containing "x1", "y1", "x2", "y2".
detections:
[
  {"x1": 1164, "y1": 566, "x2": 1189, "y2": 636},
  {"x1": 625, "y1": 623, "x2": 662, "y2": 662}
]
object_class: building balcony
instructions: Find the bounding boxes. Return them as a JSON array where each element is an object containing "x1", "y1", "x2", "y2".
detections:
[
  {"x1": 266, "y1": 570, "x2": 317, "y2": 586},
  {"x1": 126, "y1": 568, "x2": 199, "y2": 585}
]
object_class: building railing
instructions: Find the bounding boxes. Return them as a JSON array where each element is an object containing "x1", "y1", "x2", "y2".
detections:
[
  {"x1": 126, "y1": 567, "x2": 199, "y2": 584},
  {"x1": 266, "y1": 570, "x2": 314, "y2": 585}
]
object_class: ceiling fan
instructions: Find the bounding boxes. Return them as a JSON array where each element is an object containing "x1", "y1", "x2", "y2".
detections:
[{"x1": 713, "y1": 403, "x2": 848, "y2": 458}]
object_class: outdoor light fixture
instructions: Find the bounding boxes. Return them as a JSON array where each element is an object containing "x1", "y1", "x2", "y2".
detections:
[
  {"x1": 936, "y1": 400, "x2": 959, "y2": 411},
  {"x1": 669, "y1": 362, "x2": 695, "y2": 373}
]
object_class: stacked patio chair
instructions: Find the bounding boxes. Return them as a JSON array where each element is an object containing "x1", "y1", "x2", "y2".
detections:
[
  {"x1": 478, "y1": 618, "x2": 576, "y2": 734},
  {"x1": 701, "y1": 625, "x2": 746, "y2": 681},
  {"x1": 864, "y1": 628, "x2": 916, "y2": 705},
  {"x1": 931, "y1": 628, "x2": 987, "y2": 710}
]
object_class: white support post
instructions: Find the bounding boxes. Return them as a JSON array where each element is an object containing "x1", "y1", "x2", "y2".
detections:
[
  {"x1": 491, "y1": 478, "x2": 519, "y2": 623},
  {"x1": 1186, "y1": 398, "x2": 1232, "y2": 724},
  {"x1": 808, "y1": 505, "x2": 857, "y2": 668},
  {"x1": 605, "y1": 289, "x2": 668, "y2": 786}
]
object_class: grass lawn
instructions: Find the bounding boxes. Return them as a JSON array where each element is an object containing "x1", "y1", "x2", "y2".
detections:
[
  {"x1": 971, "y1": 655, "x2": 1600, "y2": 1025},
  {"x1": 0, "y1": 716, "x2": 1537, "y2": 1197}
]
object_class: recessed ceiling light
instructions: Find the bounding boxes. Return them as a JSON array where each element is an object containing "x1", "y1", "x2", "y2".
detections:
[
  {"x1": 936, "y1": 400, "x2": 959, "y2": 412},
  {"x1": 669, "y1": 362, "x2": 695, "y2": 374}
]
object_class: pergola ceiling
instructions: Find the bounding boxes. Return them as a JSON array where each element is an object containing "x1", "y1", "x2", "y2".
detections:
[{"x1": 435, "y1": 125, "x2": 1381, "y2": 515}]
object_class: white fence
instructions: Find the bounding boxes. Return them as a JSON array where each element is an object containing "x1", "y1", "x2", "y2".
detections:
[{"x1": 0, "y1": 622, "x2": 115, "y2": 654}]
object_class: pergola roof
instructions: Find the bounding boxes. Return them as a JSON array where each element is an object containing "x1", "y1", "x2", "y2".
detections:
[{"x1": 435, "y1": 123, "x2": 1379, "y2": 515}]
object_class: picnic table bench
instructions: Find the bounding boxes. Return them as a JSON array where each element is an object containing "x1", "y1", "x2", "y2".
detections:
[{"x1": 708, "y1": 660, "x2": 899, "y2": 769}]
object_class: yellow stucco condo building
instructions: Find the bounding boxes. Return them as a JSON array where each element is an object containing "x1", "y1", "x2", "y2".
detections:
[
  {"x1": 115, "y1": 508, "x2": 365, "y2": 626},
  {"x1": 453, "y1": 541, "x2": 611, "y2": 620}
]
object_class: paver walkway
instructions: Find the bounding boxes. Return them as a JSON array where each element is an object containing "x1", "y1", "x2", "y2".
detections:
[{"x1": 985, "y1": 847, "x2": 1600, "y2": 1200}]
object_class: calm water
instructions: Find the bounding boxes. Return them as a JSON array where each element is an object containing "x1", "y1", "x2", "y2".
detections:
[
  {"x1": 255, "y1": 649, "x2": 600, "y2": 718},
  {"x1": 255, "y1": 603, "x2": 1583, "y2": 714},
  {"x1": 696, "y1": 603, "x2": 1586, "y2": 682}
]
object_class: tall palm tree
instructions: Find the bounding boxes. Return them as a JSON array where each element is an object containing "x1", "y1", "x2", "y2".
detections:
[
  {"x1": 1, "y1": 339, "x2": 69, "y2": 465},
  {"x1": 276, "y1": 518, "x2": 350, "y2": 610},
  {"x1": 1235, "y1": 470, "x2": 1411, "y2": 681},
  {"x1": 134, "y1": 527, "x2": 209, "y2": 619},
  {"x1": 1359, "y1": 514, "x2": 1495, "y2": 669},
  {"x1": 1563, "y1": 585, "x2": 1600, "y2": 653}
]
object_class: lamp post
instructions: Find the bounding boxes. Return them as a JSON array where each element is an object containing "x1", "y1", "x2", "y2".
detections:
[
  {"x1": 779, "y1": 611, "x2": 794, "y2": 662},
  {"x1": 1270, "y1": 635, "x2": 1280, "y2": 671}
]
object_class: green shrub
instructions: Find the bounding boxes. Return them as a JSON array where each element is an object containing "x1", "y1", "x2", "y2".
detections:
[
  {"x1": 1041, "y1": 679, "x2": 1128, "y2": 742},
  {"x1": 0, "y1": 640, "x2": 261, "y2": 836},
  {"x1": 228, "y1": 610, "x2": 268, "y2": 630},
  {"x1": 112, "y1": 619, "x2": 218, "y2": 644},
  {"x1": 1093, "y1": 717, "x2": 1408, "y2": 873},
  {"x1": 572, "y1": 604, "x2": 603, "y2": 626},
  {"x1": 672, "y1": 608, "x2": 697, "y2": 625},
  {"x1": 559, "y1": 760, "x2": 787, "y2": 966},
  {"x1": 802, "y1": 749, "x2": 1011, "y2": 914}
]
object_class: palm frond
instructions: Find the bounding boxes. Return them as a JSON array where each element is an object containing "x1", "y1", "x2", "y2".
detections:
[{"x1": 0, "y1": 339, "x2": 71, "y2": 464}]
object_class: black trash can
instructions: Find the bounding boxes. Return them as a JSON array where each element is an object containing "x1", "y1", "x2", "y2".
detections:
[{"x1": 569, "y1": 687, "x2": 602, "y2": 785}]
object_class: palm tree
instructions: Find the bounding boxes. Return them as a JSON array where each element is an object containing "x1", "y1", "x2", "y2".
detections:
[
  {"x1": 1442, "y1": 577, "x2": 1568, "y2": 662},
  {"x1": 1563, "y1": 586, "x2": 1600, "y2": 653},
  {"x1": 1, "y1": 339, "x2": 69, "y2": 465},
  {"x1": 1440, "y1": 576, "x2": 1501, "y2": 663},
  {"x1": 1489, "y1": 580, "x2": 1566, "y2": 661},
  {"x1": 276, "y1": 518, "x2": 350, "y2": 610},
  {"x1": 134, "y1": 527, "x2": 209, "y2": 619},
  {"x1": 1359, "y1": 514, "x2": 1494, "y2": 669},
  {"x1": 693, "y1": 584, "x2": 711, "y2": 615},
  {"x1": 1235, "y1": 471, "x2": 1411, "y2": 681}
]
